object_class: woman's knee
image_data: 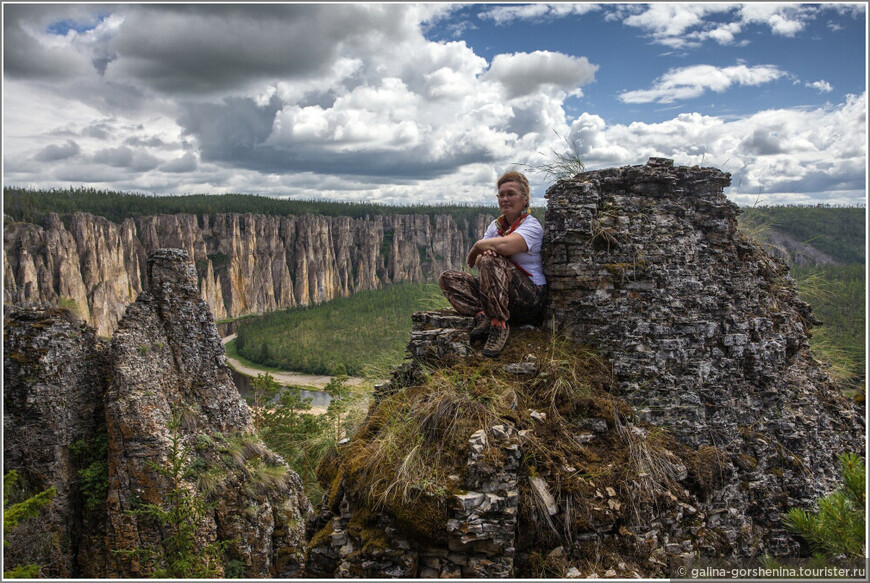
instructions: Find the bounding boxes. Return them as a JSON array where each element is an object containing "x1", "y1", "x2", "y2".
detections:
[
  {"x1": 476, "y1": 254, "x2": 499, "y2": 270},
  {"x1": 476, "y1": 254, "x2": 511, "y2": 275},
  {"x1": 438, "y1": 269, "x2": 467, "y2": 291}
]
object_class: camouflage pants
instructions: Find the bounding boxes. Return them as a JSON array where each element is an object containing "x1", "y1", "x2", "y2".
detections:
[{"x1": 438, "y1": 254, "x2": 546, "y2": 325}]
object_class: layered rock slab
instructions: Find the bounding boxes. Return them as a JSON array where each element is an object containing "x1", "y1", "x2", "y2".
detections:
[{"x1": 3, "y1": 305, "x2": 111, "y2": 577}]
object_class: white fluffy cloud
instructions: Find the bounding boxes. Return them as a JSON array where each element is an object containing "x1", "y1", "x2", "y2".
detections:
[
  {"x1": 611, "y1": 3, "x2": 819, "y2": 48},
  {"x1": 806, "y1": 80, "x2": 834, "y2": 93},
  {"x1": 619, "y1": 63, "x2": 787, "y2": 104},
  {"x1": 569, "y1": 92, "x2": 867, "y2": 205},
  {"x1": 479, "y1": 3, "x2": 601, "y2": 25},
  {"x1": 737, "y1": 3, "x2": 814, "y2": 37}
]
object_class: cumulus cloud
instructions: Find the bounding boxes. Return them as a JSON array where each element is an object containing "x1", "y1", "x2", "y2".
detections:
[
  {"x1": 81, "y1": 122, "x2": 114, "y2": 139},
  {"x1": 160, "y1": 152, "x2": 198, "y2": 173},
  {"x1": 618, "y1": 4, "x2": 729, "y2": 46},
  {"x1": 93, "y1": 146, "x2": 160, "y2": 171},
  {"x1": 619, "y1": 64, "x2": 786, "y2": 104},
  {"x1": 806, "y1": 80, "x2": 834, "y2": 93},
  {"x1": 125, "y1": 135, "x2": 170, "y2": 149},
  {"x1": 737, "y1": 3, "x2": 814, "y2": 37},
  {"x1": 568, "y1": 92, "x2": 867, "y2": 205},
  {"x1": 479, "y1": 3, "x2": 600, "y2": 25},
  {"x1": 740, "y1": 128, "x2": 787, "y2": 156},
  {"x1": 485, "y1": 51, "x2": 598, "y2": 99},
  {"x1": 612, "y1": 3, "x2": 823, "y2": 48}
]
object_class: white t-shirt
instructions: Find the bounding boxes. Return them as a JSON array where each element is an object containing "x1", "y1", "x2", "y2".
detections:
[{"x1": 483, "y1": 215, "x2": 547, "y2": 285}]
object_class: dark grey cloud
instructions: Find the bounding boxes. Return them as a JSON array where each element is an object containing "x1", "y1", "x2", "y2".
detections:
[
  {"x1": 485, "y1": 51, "x2": 597, "y2": 99},
  {"x1": 264, "y1": 143, "x2": 495, "y2": 181},
  {"x1": 160, "y1": 152, "x2": 198, "y2": 173},
  {"x1": 46, "y1": 125, "x2": 79, "y2": 137},
  {"x1": 83, "y1": 122, "x2": 113, "y2": 139},
  {"x1": 506, "y1": 103, "x2": 551, "y2": 137},
  {"x1": 92, "y1": 145, "x2": 133, "y2": 166},
  {"x1": 4, "y1": 4, "x2": 414, "y2": 96},
  {"x1": 35, "y1": 140, "x2": 81, "y2": 161},
  {"x1": 93, "y1": 145, "x2": 159, "y2": 171},
  {"x1": 765, "y1": 170, "x2": 866, "y2": 198},
  {"x1": 124, "y1": 135, "x2": 168, "y2": 148},
  {"x1": 3, "y1": 8, "x2": 95, "y2": 80},
  {"x1": 740, "y1": 128, "x2": 785, "y2": 155},
  {"x1": 177, "y1": 95, "x2": 282, "y2": 164},
  {"x1": 105, "y1": 4, "x2": 417, "y2": 95},
  {"x1": 62, "y1": 79, "x2": 159, "y2": 117}
]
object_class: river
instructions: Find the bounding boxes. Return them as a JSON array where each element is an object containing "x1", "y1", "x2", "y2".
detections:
[{"x1": 221, "y1": 332, "x2": 373, "y2": 411}]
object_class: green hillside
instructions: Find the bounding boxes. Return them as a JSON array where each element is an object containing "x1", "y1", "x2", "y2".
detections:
[
  {"x1": 739, "y1": 206, "x2": 865, "y2": 264},
  {"x1": 234, "y1": 283, "x2": 449, "y2": 377},
  {"x1": 792, "y1": 264, "x2": 865, "y2": 392},
  {"x1": 736, "y1": 205, "x2": 865, "y2": 391}
]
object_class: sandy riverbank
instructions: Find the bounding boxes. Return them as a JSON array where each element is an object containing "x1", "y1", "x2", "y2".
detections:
[{"x1": 221, "y1": 333, "x2": 371, "y2": 389}]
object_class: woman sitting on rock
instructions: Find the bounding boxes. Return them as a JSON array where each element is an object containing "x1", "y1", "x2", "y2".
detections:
[{"x1": 438, "y1": 171, "x2": 547, "y2": 357}]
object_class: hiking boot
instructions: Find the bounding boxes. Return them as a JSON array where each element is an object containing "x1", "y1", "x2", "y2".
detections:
[
  {"x1": 482, "y1": 323, "x2": 510, "y2": 358},
  {"x1": 469, "y1": 313, "x2": 490, "y2": 343}
]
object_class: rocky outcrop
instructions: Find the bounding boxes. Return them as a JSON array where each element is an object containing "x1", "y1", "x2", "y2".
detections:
[
  {"x1": 4, "y1": 211, "x2": 492, "y2": 336},
  {"x1": 3, "y1": 305, "x2": 111, "y2": 577},
  {"x1": 304, "y1": 160, "x2": 864, "y2": 578},
  {"x1": 3, "y1": 249, "x2": 311, "y2": 578},
  {"x1": 543, "y1": 158, "x2": 863, "y2": 550}
]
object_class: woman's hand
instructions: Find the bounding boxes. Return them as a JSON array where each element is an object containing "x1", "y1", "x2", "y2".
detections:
[
  {"x1": 467, "y1": 247, "x2": 497, "y2": 268},
  {"x1": 467, "y1": 246, "x2": 481, "y2": 268},
  {"x1": 467, "y1": 234, "x2": 527, "y2": 268}
]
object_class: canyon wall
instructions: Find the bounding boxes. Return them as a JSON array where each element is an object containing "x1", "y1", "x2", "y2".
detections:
[{"x1": 4, "y1": 211, "x2": 493, "y2": 336}]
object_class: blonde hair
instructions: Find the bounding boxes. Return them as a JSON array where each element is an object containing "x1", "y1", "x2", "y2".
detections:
[{"x1": 497, "y1": 171, "x2": 530, "y2": 203}]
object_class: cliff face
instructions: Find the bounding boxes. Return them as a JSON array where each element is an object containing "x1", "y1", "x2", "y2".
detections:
[
  {"x1": 4, "y1": 214, "x2": 145, "y2": 337},
  {"x1": 543, "y1": 158, "x2": 863, "y2": 515},
  {"x1": 4, "y1": 211, "x2": 492, "y2": 335},
  {"x1": 3, "y1": 249, "x2": 311, "y2": 578},
  {"x1": 304, "y1": 160, "x2": 865, "y2": 578}
]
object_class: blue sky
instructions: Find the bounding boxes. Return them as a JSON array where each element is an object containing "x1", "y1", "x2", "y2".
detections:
[{"x1": 3, "y1": 3, "x2": 867, "y2": 207}]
